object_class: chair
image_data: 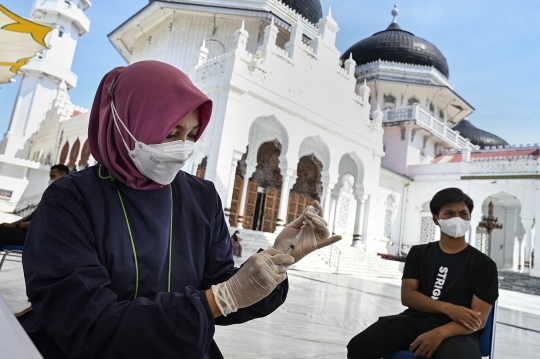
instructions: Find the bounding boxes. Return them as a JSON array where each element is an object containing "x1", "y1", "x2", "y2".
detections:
[
  {"x1": 0, "y1": 244, "x2": 24, "y2": 272},
  {"x1": 385, "y1": 303, "x2": 497, "y2": 359}
]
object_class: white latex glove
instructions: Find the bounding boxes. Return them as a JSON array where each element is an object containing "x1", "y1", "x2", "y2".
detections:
[
  {"x1": 211, "y1": 248, "x2": 294, "y2": 316},
  {"x1": 273, "y1": 200, "x2": 342, "y2": 263}
]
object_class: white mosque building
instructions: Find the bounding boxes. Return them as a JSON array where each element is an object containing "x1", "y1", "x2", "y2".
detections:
[{"x1": 1, "y1": 0, "x2": 539, "y2": 278}]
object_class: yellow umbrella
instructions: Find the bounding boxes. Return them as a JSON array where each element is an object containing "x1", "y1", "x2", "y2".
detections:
[{"x1": 0, "y1": 5, "x2": 54, "y2": 84}]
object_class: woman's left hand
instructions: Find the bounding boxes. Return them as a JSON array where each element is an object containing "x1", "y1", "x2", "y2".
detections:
[{"x1": 273, "y1": 200, "x2": 342, "y2": 263}]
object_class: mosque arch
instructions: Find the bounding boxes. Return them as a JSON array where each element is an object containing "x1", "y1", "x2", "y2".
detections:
[
  {"x1": 298, "y1": 136, "x2": 330, "y2": 172},
  {"x1": 383, "y1": 194, "x2": 398, "y2": 240},
  {"x1": 67, "y1": 138, "x2": 81, "y2": 169},
  {"x1": 78, "y1": 139, "x2": 90, "y2": 168},
  {"x1": 206, "y1": 39, "x2": 226, "y2": 59},
  {"x1": 287, "y1": 154, "x2": 323, "y2": 224},
  {"x1": 408, "y1": 96, "x2": 420, "y2": 106},
  {"x1": 59, "y1": 141, "x2": 70, "y2": 165},
  {"x1": 476, "y1": 188, "x2": 525, "y2": 215},
  {"x1": 246, "y1": 116, "x2": 289, "y2": 167},
  {"x1": 476, "y1": 191, "x2": 523, "y2": 269},
  {"x1": 242, "y1": 140, "x2": 283, "y2": 232},
  {"x1": 336, "y1": 152, "x2": 365, "y2": 194}
]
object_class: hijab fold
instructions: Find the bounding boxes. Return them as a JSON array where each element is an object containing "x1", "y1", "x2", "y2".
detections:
[{"x1": 89, "y1": 60, "x2": 212, "y2": 190}]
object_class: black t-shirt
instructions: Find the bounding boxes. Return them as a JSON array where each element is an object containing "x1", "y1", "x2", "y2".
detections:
[{"x1": 402, "y1": 242, "x2": 499, "y2": 320}]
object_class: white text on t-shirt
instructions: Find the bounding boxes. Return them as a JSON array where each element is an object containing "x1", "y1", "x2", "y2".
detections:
[{"x1": 431, "y1": 266, "x2": 448, "y2": 300}]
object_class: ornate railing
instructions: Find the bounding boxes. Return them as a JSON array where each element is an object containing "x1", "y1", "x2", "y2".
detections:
[{"x1": 383, "y1": 105, "x2": 479, "y2": 151}]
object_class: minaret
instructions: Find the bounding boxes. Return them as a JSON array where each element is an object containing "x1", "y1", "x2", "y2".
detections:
[{"x1": 0, "y1": 0, "x2": 91, "y2": 158}]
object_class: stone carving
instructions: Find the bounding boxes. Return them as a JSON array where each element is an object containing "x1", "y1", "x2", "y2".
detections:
[
  {"x1": 291, "y1": 154, "x2": 323, "y2": 200},
  {"x1": 420, "y1": 216, "x2": 436, "y2": 243},
  {"x1": 250, "y1": 140, "x2": 283, "y2": 188},
  {"x1": 337, "y1": 197, "x2": 351, "y2": 229}
]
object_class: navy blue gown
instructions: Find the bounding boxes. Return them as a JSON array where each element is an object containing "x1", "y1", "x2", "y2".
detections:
[{"x1": 22, "y1": 165, "x2": 288, "y2": 358}]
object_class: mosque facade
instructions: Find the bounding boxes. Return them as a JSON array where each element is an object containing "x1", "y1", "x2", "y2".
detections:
[{"x1": 1, "y1": 0, "x2": 539, "y2": 277}]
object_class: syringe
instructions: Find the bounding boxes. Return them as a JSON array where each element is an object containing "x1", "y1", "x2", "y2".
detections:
[{"x1": 286, "y1": 206, "x2": 319, "y2": 255}]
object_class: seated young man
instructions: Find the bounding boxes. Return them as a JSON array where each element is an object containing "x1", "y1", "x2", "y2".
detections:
[
  {"x1": 347, "y1": 188, "x2": 498, "y2": 359},
  {"x1": 0, "y1": 164, "x2": 69, "y2": 246}
]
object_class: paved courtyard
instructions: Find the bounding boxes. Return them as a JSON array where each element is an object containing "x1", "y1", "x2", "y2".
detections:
[{"x1": 1, "y1": 257, "x2": 539, "y2": 358}]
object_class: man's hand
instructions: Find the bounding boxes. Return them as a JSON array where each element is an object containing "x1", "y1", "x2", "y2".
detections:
[
  {"x1": 443, "y1": 303, "x2": 481, "y2": 331},
  {"x1": 409, "y1": 329, "x2": 444, "y2": 358}
]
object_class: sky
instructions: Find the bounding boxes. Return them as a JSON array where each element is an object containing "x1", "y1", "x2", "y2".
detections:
[{"x1": 1, "y1": 0, "x2": 539, "y2": 145}]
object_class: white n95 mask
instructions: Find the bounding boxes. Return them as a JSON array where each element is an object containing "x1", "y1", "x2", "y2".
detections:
[
  {"x1": 437, "y1": 217, "x2": 471, "y2": 238},
  {"x1": 111, "y1": 101, "x2": 194, "y2": 185}
]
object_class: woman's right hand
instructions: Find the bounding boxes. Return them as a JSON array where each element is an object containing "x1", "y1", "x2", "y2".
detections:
[
  {"x1": 443, "y1": 303, "x2": 482, "y2": 331},
  {"x1": 210, "y1": 248, "x2": 294, "y2": 316}
]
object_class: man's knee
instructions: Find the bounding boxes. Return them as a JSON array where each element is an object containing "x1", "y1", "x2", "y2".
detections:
[
  {"x1": 435, "y1": 335, "x2": 481, "y2": 359},
  {"x1": 347, "y1": 331, "x2": 383, "y2": 359}
]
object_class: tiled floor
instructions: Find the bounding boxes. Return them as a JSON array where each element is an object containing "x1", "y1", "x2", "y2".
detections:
[{"x1": 2, "y1": 258, "x2": 539, "y2": 358}]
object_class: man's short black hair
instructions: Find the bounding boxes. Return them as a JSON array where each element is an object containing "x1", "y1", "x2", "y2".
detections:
[
  {"x1": 51, "y1": 164, "x2": 70, "y2": 176},
  {"x1": 430, "y1": 188, "x2": 474, "y2": 216}
]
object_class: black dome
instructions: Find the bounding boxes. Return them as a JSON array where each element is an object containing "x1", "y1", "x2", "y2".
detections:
[
  {"x1": 451, "y1": 118, "x2": 509, "y2": 148},
  {"x1": 280, "y1": 0, "x2": 323, "y2": 25},
  {"x1": 341, "y1": 22, "x2": 450, "y2": 78}
]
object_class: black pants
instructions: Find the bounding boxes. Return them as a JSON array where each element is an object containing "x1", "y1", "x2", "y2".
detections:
[
  {"x1": 347, "y1": 314, "x2": 481, "y2": 359},
  {"x1": 0, "y1": 226, "x2": 27, "y2": 246}
]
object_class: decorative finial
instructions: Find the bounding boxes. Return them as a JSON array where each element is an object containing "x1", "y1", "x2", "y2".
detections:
[
  {"x1": 241, "y1": 20, "x2": 245, "y2": 29},
  {"x1": 328, "y1": 6, "x2": 332, "y2": 16},
  {"x1": 391, "y1": 4, "x2": 399, "y2": 23},
  {"x1": 363, "y1": 78, "x2": 367, "y2": 86},
  {"x1": 349, "y1": 52, "x2": 353, "y2": 60}
]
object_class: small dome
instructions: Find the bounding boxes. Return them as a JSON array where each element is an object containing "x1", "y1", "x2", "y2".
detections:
[
  {"x1": 451, "y1": 118, "x2": 509, "y2": 148},
  {"x1": 341, "y1": 6, "x2": 449, "y2": 78},
  {"x1": 280, "y1": 0, "x2": 323, "y2": 25}
]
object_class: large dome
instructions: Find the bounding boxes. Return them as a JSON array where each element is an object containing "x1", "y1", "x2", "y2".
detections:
[
  {"x1": 451, "y1": 118, "x2": 509, "y2": 148},
  {"x1": 341, "y1": 7, "x2": 449, "y2": 78},
  {"x1": 280, "y1": 0, "x2": 323, "y2": 25}
]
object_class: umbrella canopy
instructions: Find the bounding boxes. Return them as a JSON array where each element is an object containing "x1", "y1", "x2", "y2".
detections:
[{"x1": 0, "y1": 5, "x2": 54, "y2": 84}]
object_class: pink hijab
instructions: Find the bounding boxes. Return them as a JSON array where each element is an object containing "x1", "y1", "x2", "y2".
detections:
[{"x1": 89, "y1": 61, "x2": 212, "y2": 190}]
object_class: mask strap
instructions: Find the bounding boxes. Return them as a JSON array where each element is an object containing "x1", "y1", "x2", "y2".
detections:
[{"x1": 110, "y1": 101, "x2": 138, "y2": 152}]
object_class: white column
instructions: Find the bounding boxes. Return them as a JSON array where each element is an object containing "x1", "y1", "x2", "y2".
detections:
[
  {"x1": 361, "y1": 195, "x2": 372, "y2": 250},
  {"x1": 513, "y1": 235, "x2": 521, "y2": 272},
  {"x1": 519, "y1": 238, "x2": 526, "y2": 273},
  {"x1": 322, "y1": 181, "x2": 336, "y2": 221},
  {"x1": 353, "y1": 195, "x2": 367, "y2": 243},
  {"x1": 223, "y1": 151, "x2": 243, "y2": 222},
  {"x1": 469, "y1": 214, "x2": 482, "y2": 246},
  {"x1": 531, "y1": 186, "x2": 540, "y2": 277},
  {"x1": 328, "y1": 195, "x2": 338, "y2": 235},
  {"x1": 274, "y1": 169, "x2": 295, "y2": 233},
  {"x1": 237, "y1": 163, "x2": 256, "y2": 229},
  {"x1": 522, "y1": 218, "x2": 534, "y2": 274}
]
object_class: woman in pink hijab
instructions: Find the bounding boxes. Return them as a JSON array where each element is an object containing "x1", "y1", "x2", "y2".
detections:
[{"x1": 21, "y1": 61, "x2": 340, "y2": 359}]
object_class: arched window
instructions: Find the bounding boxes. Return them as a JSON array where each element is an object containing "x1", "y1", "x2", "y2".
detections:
[
  {"x1": 408, "y1": 97, "x2": 420, "y2": 106},
  {"x1": 383, "y1": 94, "x2": 396, "y2": 110},
  {"x1": 67, "y1": 138, "x2": 81, "y2": 169},
  {"x1": 196, "y1": 157, "x2": 208, "y2": 179},
  {"x1": 78, "y1": 139, "x2": 90, "y2": 168},
  {"x1": 59, "y1": 141, "x2": 70, "y2": 165}
]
